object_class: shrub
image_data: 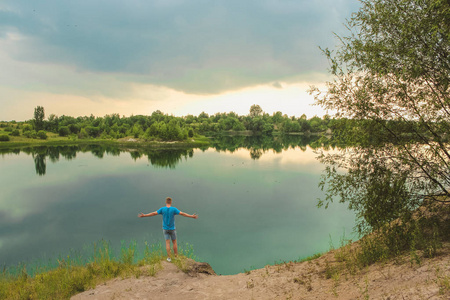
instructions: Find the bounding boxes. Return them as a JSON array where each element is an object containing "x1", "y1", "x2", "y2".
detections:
[
  {"x1": 0, "y1": 135, "x2": 10, "y2": 141},
  {"x1": 85, "y1": 126, "x2": 100, "y2": 138},
  {"x1": 58, "y1": 126, "x2": 70, "y2": 137},
  {"x1": 10, "y1": 129, "x2": 20, "y2": 136},
  {"x1": 22, "y1": 124, "x2": 32, "y2": 132},
  {"x1": 68, "y1": 124, "x2": 80, "y2": 134},
  {"x1": 37, "y1": 130, "x2": 48, "y2": 140},
  {"x1": 4, "y1": 127, "x2": 13, "y2": 132},
  {"x1": 24, "y1": 130, "x2": 37, "y2": 138},
  {"x1": 109, "y1": 130, "x2": 118, "y2": 139}
]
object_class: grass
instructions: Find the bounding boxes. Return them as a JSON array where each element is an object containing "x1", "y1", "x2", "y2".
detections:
[
  {"x1": 435, "y1": 265, "x2": 450, "y2": 295},
  {"x1": 0, "y1": 128, "x2": 210, "y2": 150},
  {"x1": 0, "y1": 240, "x2": 196, "y2": 300},
  {"x1": 298, "y1": 252, "x2": 323, "y2": 263},
  {"x1": 315, "y1": 209, "x2": 449, "y2": 299}
]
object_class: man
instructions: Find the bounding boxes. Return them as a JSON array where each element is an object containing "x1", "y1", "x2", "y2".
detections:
[{"x1": 138, "y1": 197, "x2": 198, "y2": 262}]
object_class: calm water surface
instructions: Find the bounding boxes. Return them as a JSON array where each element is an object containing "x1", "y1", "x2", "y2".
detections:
[{"x1": 0, "y1": 143, "x2": 355, "y2": 275}]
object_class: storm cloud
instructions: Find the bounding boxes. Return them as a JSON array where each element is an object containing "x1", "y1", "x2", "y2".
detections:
[{"x1": 0, "y1": 0, "x2": 358, "y2": 94}]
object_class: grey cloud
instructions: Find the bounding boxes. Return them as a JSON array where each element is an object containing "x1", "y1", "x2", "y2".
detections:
[
  {"x1": 0, "y1": 0, "x2": 359, "y2": 94},
  {"x1": 272, "y1": 82, "x2": 283, "y2": 89}
]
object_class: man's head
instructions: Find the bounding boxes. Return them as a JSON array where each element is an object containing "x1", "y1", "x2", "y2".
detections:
[{"x1": 166, "y1": 197, "x2": 172, "y2": 204}]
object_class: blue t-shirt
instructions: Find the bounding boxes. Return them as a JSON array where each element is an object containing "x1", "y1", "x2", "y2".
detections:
[{"x1": 157, "y1": 206, "x2": 181, "y2": 230}]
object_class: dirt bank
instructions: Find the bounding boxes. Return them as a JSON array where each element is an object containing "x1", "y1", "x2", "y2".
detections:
[{"x1": 72, "y1": 243, "x2": 449, "y2": 300}]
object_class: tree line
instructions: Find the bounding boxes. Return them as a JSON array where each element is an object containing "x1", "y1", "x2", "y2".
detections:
[
  {"x1": 0, "y1": 104, "x2": 339, "y2": 142},
  {"x1": 1, "y1": 104, "x2": 444, "y2": 144}
]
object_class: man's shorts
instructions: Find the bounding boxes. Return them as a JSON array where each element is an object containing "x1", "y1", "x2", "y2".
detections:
[{"x1": 163, "y1": 229, "x2": 177, "y2": 241}]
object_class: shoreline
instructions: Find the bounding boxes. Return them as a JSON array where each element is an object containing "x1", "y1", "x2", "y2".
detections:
[
  {"x1": 72, "y1": 242, "x2": 450, "y2": 300},
  {"x1": 0, "y1": 136, "x2": 210, "y2": 150},
  {"x1": 3, "y1": 238, "x2": 448, "y2": 299}
]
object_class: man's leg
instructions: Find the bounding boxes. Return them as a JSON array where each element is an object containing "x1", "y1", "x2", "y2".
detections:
[
  {"x1": 172, "y1": 239, "x2": 178, "y2": 256},
  {"x1": 165, "y1": 239, "x2": 171, "y2": 257}
]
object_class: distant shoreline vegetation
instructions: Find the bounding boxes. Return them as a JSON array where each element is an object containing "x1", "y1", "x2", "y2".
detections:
[
  {"x1": 0, "y1": 105, "x2": 333, "y2": 146},
  {"x1": 0, "y1": 104, "x2": 439, "y2": 149}
]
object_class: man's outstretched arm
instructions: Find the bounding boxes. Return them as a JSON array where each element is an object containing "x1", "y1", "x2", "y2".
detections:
[
  {"x1": 138, "y1": 211, "x2": 158, "y2": 218},
  {"x1": 179, "y1": 212, "x2": 198, "y2": 219}
]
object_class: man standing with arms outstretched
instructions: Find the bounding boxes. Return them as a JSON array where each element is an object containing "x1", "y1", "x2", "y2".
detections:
[{"x1": 138, "y1": 197, "x2": 198, "y2": 262}]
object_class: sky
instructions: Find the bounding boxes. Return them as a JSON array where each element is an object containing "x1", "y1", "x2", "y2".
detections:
[{"x1": 0, "y1": 0, "x2": 360, "y2": 121}]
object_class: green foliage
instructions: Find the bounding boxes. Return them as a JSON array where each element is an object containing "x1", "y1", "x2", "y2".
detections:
[
  {"x1": 353, "y1": 207, "x2": 447, "y2": 267},
  {"x1": 298, "y1": 252, "x2": 322, "y2": 263},
  {"x1": 58, "y1": 126, "x2": 70, "y2": 137},
  {"x1": 68, "y1": 124, "x2": 80, "y2": 134},
  {"x1": 249, "y1": 104, "x2": 263, "y2": 118},
  {"x1": 312, "y1": 0, "x2": 450, "y2": 263},
  {"x1": 46, "y1": 114, "x2": 59, "y2": 132},
  {"x1": 37, "y1": 130, "x2": 48, "y2": 140},
  {"x1": 167, "y1": 119, "x2": 182, "y2": 140},
  {"x1": 3, "y1": 105, "x2": 339, "y2": 145},
  {"x1": 85, "y1": 126, "x2": 100, "y2": 138},
  {"x1": 120, "y1": 241, "x2": 137, "y2": 265},
  {"x1": 0, "y1": 240, "x2": 173, "y2": 300},
  {"x1": 23, "y1": 130, "x2": 37, "y2": 139},
  {"x1": 34, "y1": 106, "x2": 45, "y2": 131},
  {"x1": 11, "y1": 129, "x2": 20, "y2": 136},
  {"x1": 78, "y1": 128, "x2": 88, "y2": 139},
  {"x1": 22, "y1": 124, "x2": 32, "y2": 132},
  {"x1": 0, "y1": 135, "x2": 10, "y2": 141}
]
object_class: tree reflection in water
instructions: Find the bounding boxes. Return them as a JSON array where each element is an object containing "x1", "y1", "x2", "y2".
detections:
[
  {"x1": 32, "y1": 153, "x2": 46, "y2": 176},
  {"x1": 2, "y1": 135, "x2": 343, "y2": 175}
]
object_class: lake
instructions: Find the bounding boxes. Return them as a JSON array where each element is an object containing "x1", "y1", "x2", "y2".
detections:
[{"x1": 0, "y1": 137, "x2": 355, "y2": 275}]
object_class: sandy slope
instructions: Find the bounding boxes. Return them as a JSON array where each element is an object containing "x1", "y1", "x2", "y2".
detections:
[{"x1": 72, "y1": 244, "x2": 449, "y2": 300}]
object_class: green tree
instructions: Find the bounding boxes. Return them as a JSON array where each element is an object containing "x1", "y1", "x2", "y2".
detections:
[
  {"x1": 85, "y1": 126, "x2": 101, "y2": 138},
  {"x1": 308, "y1": 116, "x2": 324, "y2": 133},
  {"x1": 58, "y1": 126, "x2": 70, "y2": 137},
  {"x1": 37, "y1": 130, "x2": 47, "y2": 140},
  {"x1": 34, "y1": 106, "x2": 45, "y2": 131},
  {"x1": 46, "y1": 114, "x2": 59, "y2": 132},
  {"x1": 167, "y1": 119, "x2": 183, "y2": 140},
  {"x1": 248, "y1": 117, "x2": 264, "y2": 133},
  {"x1": 272, "y1": 111, "x2": 283, "y2": 124},
  {"x1": 22, "y1": 124, "x2": 32, "y2": 132},
  {"x1": 78, "y1": 128, "x2": 88, "y2": 139},
  {"x1": 157, "y1": 122, "x2": 168, "y2": 140},
  {"x1": 131, "y1": 124, "x2": 143, "y2": 138},
  {"x1": 310, "y1": 0, "x2": 450, "y2": 250},
  {"x1": 249, "y1": 104, "x2": 263, "y2": 118},
  {"x1": 232, "y1": 120, "x2": 246, "y2": 131},
  {"x1": 198, "y1": 111, "x2": 209, "y2": 120}
]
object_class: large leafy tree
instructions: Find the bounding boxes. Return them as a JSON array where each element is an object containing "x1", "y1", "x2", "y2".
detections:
[
  {"x1": 34, "y1": 106, "x2": 45, "y2": 131},
  {"x1": 310, "y1": 0, "x2": 450, "y2": 235},
  {"x1": 249, "y1": 104, "x2": 263, "y2": 118}
]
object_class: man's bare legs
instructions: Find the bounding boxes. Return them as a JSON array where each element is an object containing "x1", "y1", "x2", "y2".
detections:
[
  {"x1": 165, "y1": 239, "x2": 171, "y2": 257},
  {"x1": 173, "y1": 239, "x2": 178, "y2": 256},
  {"x1": 165, "y1": 239, "x2": 178, "y2": 258}
]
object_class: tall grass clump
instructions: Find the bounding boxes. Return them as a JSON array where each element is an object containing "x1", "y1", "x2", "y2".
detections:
[
  {"x1": 0, "y1": 239, "x2": 194, "y2": 300},
  {"x1": 328, "y1": 202, "x2": 450, "y2": 278}
]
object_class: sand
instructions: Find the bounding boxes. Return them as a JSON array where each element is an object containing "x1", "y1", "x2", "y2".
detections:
[{"x1": 71, "y1": 242, "x2": 449, "y2": 300}]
